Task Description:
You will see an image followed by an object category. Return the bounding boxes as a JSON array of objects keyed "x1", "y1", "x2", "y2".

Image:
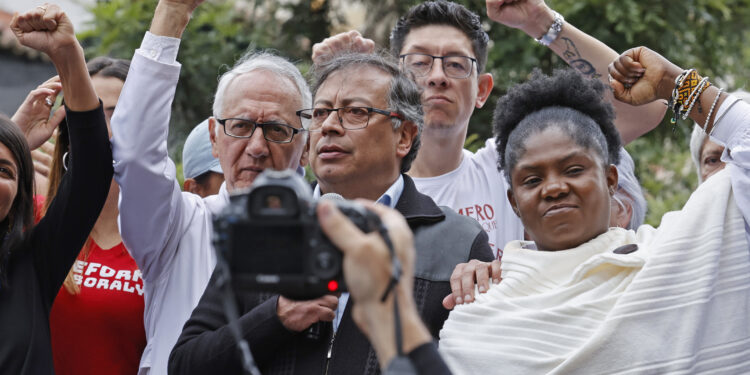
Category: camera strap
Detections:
[
  {"x1": 377, "y1": 224, "x2": 405, "y2": 357},
  {"x1": 215, "y1": 255, "x2": 262, "y2": 375}
]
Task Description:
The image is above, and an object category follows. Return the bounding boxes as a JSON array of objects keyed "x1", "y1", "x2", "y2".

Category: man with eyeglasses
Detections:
[
  {"x1": 108, "y1": 0, "x2": 315, "y2": 373},
  {"x1": 170, "y1": 53, "x2": 494, "y2": 374},
  {"x1": 313, "y1": 0, "x2": 667, "y2": 308}
]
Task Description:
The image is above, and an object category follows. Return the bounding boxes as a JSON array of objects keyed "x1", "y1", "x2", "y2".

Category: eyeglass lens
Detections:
[
  {"x1": 305, "y1": 107, "x2": 371, "y2": 130},
  {"x1": 223, "y1": 119, "x2": 294, "y2": 142},
  {"x1": 402, "y1": 54, "x2": 473, "y2": 78}
]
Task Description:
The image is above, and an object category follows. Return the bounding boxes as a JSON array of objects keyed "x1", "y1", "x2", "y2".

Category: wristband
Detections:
[{"x1": 536, "y1": 11, "x2": 564, "y2": 46}]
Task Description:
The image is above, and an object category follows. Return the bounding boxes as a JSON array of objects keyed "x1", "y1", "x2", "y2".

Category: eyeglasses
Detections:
[
  {"x1": 216, "y1": 118, "x2": 305, "y2": 143},
  {"x1": 399, "y1": 53, "x2": 477, "y2": 79},
  {"x1": 296, "y1": 106, "x2": 404, "y2": 131}
]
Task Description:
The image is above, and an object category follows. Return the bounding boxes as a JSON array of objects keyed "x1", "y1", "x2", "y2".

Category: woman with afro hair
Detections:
[{"x1": 438, "y1": 47, "x2": 750, "y2": 374}]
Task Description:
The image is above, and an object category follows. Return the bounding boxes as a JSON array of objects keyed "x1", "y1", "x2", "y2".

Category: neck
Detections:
[
  {"x1": 90, "y1": 191, "x2": 122, "y2": 250},
  {"x1": 407, "y1": 126, "x2": 466, "y2": 177},
  {"x1": 319, "y1": 173, "x2": 399, "y2": 202}
]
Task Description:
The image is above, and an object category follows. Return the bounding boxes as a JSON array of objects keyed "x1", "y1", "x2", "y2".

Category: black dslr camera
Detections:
[{"x1": 213, "y1": 169, "x2": 381, "y2": 300}]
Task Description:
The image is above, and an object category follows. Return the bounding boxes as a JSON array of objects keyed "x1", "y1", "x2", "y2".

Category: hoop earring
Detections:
[{"x1": 63, "y1": 152, "x2": 70, "y2": 171}]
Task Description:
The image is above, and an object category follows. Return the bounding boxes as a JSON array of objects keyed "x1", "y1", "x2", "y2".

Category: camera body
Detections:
[{"x1": 213, "y1": 169, "x2": 381, "y2": 300}]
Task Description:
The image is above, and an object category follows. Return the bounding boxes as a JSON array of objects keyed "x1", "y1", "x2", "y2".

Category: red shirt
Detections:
[{"x1": 49, "y1": 241, "x2": 146, "y2": 375}]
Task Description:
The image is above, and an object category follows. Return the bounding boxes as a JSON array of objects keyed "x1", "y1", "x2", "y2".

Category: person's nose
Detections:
[
  {"x1": 244, "y1": 125, "x2": 270, "y2": 158},
  {"x1": 320, "y1": 110, "x2": 345, "y2": 136},
  {"x1": 541, "y1": 175, "x2": 570, "y2": 201},
  {"x1": 426, "y1": 57, "x2": 448, "y2": 87}
]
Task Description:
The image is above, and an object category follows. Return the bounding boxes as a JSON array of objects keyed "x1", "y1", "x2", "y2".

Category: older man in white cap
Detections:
[{"x1": 182, "y1": 119, "x2": 224, "y2": 197}]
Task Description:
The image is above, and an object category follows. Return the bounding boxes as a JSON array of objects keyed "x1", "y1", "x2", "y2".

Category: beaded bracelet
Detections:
[
  {"x1": 680, "y1": 77, "x2": 710, "y2": 120},
  {"x1": 706, "y1": 88, "x2": 724, "y2": 136},
  {"x1": 669, "y1": 69, "x2": 696, "y2": 124}
]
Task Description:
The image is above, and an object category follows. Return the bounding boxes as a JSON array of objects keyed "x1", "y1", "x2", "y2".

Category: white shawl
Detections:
[{"x1": 439, "y1": 168, "x2": 750, "y2": 374}]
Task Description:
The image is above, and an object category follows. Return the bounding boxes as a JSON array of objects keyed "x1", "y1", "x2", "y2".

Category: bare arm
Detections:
[{"x1": 486, "y1": 0, "x2": 667, "y2": 143}]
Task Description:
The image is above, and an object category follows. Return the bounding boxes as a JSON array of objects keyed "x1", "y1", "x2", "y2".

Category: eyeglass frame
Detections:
[
  {"x1": 215, "y1": 118, "x2": 306, "y2": 144},
  {"x1": 296, "y1": 106, "x2": 405, "y2": 132},
  {"x1": 398, "y1": 53, "x2": 478, "y2": 79}
]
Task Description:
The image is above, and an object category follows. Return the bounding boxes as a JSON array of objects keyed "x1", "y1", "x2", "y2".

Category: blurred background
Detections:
[{"x1": 1, "y1": 0, "x2": 749, "y2": 226}]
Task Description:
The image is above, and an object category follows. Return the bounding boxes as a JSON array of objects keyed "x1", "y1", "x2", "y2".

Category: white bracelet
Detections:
[{"x1": 536, "y1": 11, "x2": 564, "y2": 46}]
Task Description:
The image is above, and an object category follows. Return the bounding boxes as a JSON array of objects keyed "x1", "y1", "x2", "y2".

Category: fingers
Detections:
[
  {"x1": 49, "y1": 107, "x2": 66, "y2": 128},
  {"x1": 317, "y1": 200, "x2": 370, "y2": 257},
  {"x1": 31, "y1": 148, "x2": 53, "y2": 169},
  {"x1": 460, "y1": 262, "x2": 478, "y2": 303},
  {"x1": 39, "y1": 138, "x2": 55, "y2": 155},
  {"x1": 13, "y1": 4, "x2": 59, "y2": 33},
  {"x1": 33, "y1": 159, "x2": 51, "y2": 177},
  {"x1": 358, "y1": 201, "x2": 413, "y2": 251},
  {"x1": 449, "y1": 263, "x2": 468, "y2": 306},
  {"x1": 312, "y1": 30, "x2": 375, "y2": 64},
  {"x1": 316, "y1": 294, "x2": 340, "y2": 310},
  {"x1": 475, "y1": 261, "x2": 490, "y2": 293},
  {"x1": 490, "y1": 259, "x2": 502, "y2": 284},
  {"x1": 442, "y1": 294, "x2": 456, "y2": 310}
]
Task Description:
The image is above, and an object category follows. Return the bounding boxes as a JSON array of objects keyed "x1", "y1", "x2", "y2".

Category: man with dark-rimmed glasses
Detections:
[
  {"x1": 170, "y1": 52, "x2": 494, "y2": 374},
  {"x1": 109, "y1": 0, "x2": 314, "y2": 372}
]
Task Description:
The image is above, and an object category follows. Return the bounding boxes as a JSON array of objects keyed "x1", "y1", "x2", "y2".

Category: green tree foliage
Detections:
[
  {"x1": 363, "y1": 0, "x2": 750, "y2": 225},
  {"x1": 79, "y1": 0, "x2": 336, "y2": 154},
  {"x1": 82, "y1": 0, "x2": 749, "y2": 225}
]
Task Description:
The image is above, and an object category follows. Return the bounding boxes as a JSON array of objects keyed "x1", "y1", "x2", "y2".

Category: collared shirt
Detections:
[
  {"x1": 313, "y1": 175, "x2": 404, "y2": 331},
  {"x1": 112, "y1": 32, "x2": 227, "y2": 375}
]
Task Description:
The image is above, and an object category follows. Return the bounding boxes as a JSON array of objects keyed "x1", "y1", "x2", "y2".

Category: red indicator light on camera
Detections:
[{"x1": 327, "y1": 280, "x2": 339, "y2": 292}]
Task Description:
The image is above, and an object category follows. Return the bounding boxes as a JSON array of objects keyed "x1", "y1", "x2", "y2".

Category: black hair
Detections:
[
  {"x1": 493, "y1": 69, "x2": 621, "y2": 183},
  {"x1": 390, "y1": 0, "x2": 490, "y2": 73},
  {"x1": 0, "y1": 115, "x2": 36, "y2": 287},
  {"x1": 86, "y1": 56, "x2": 130, "y2": 81},
  {"x1": 311, "y1": 52, "x2": 424, "y2": 173},
  {"x1": 46, "y1": 56, "x2": 130, "y2": 213}
]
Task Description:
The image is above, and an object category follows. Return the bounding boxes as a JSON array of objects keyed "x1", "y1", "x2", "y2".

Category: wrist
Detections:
[
  {"x1": 50, "y1": 43, "x2": 85, "y2": 69},
  {"x1": 150, "y1": 1, "x2": 194, "y2": 38},
  {"x1": 658, "y1": 64, "x2": 687, "y2": 101},
  {"x1": 522, "y1": 6, "x2": 556, "y2": 40}
]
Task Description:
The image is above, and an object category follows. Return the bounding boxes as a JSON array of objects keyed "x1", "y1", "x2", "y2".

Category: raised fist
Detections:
[
  {"x1": 312, "y1": 31, "x2": 376, "y2": 65},
  {"x1": 10, "y1": 4, "x2": 77, "y2": 59},
  {"x1": 486, "y1": 0, "x2": 549, "y2": 36},
  {"x1": 608, "y1": 46, "x2": 683, "y2": 106}
]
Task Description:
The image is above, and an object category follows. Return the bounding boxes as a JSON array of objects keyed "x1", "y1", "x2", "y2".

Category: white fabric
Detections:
[
  {"x1": 112, "y1": 32, "x2": 224, "y2": 375},
  {"x1": 411, "y1": 139, "x2": 524, "y2": 258},
  {"x1": 314, "y1": 175, "x2": 404, "y2": 332},
  {"x1": 439, "y1": 97, "x2": 750, "y2": 374}
]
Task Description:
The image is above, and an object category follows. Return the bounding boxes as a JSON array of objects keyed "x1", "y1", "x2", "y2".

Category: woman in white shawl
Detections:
[{"x1": 438, "y1": 47, "x2": 750, "y2": 374}]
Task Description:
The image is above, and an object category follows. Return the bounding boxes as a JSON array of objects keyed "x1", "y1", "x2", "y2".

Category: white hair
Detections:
[
  {"x1": 614, "y1": 147, "x2": 647, "y2": 230},
  {"x1": 689, "y1": 89, "x2": 750, "y2": 183},
  {"x1": 212, "y1": 51, "x2": 312, "y2": 130}
]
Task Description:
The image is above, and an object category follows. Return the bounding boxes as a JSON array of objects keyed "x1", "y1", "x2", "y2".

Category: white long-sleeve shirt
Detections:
[
  {"x1": 111, "y1": 32, "x2": 225, "y2": 375},
  {"x1": 439, "y1": 97, "x2": 750, "y2": 374}
]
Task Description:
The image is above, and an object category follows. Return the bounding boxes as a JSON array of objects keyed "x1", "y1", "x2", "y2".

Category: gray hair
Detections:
[
  {"x1": 613, "y1": 147, "x2": 647, "y2": 230},
  {"x1": 689, "y1": 89, "x2": 750, "y2": 183},
  {"x1": 212, "y1": 50, "x2": 312, "y2": 128},
  {"x1": 311, "y1": 52, "x2": 424, "y2": 173}
]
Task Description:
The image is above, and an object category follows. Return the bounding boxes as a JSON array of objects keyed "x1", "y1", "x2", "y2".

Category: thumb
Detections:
[
  {"x1": 442, "y1": 294, "x2": 456, "y2": 310},
  {"x1": 317, "y1": 200, "x2": 367, "y2": 257},
  {"x1": 608, "y1": 74, "x2": 627, "y2": 101}
]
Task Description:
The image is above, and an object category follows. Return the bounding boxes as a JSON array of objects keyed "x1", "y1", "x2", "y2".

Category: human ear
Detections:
[
  {"x1": 475, "y1": 73, "x2": 494, "y2": 109},
  {"x1": 299, "y1": 137, "x2": 310, "y2": 167},
  {"x1": 396, "y1": 121, "x2": 418, "y2": 159},
  {"x1": 208, "y1": 117, "x2": 220, "y2": 158},
  {"x1": 183, "y1": 178, "x2": 199, "y2": 194},
  {"x1": 507, "y1": 188, "x2": 520, "y2": 218},
  {"x1": 606, "y1": 164, "x2": 618, "y2": 196}
]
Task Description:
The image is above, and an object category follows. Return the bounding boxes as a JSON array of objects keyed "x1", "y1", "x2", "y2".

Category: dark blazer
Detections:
[{"x1": 169, "y1": 175, "x2": 494, "y2": 375}]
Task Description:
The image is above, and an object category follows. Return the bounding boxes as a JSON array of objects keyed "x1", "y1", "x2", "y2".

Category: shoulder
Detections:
[{"x1": 412, "y1": 206, "x2": 487, "y2": 282}]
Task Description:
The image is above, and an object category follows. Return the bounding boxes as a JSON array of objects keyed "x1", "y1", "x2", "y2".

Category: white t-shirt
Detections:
[{"x1": 412, "y1": 138, "x2": 524, "y2": 258}]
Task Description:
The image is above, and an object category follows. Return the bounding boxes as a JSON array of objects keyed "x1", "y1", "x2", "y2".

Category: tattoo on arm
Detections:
[{"x1": 560, "y1": 37, "x2": 601, "y2": 79}]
